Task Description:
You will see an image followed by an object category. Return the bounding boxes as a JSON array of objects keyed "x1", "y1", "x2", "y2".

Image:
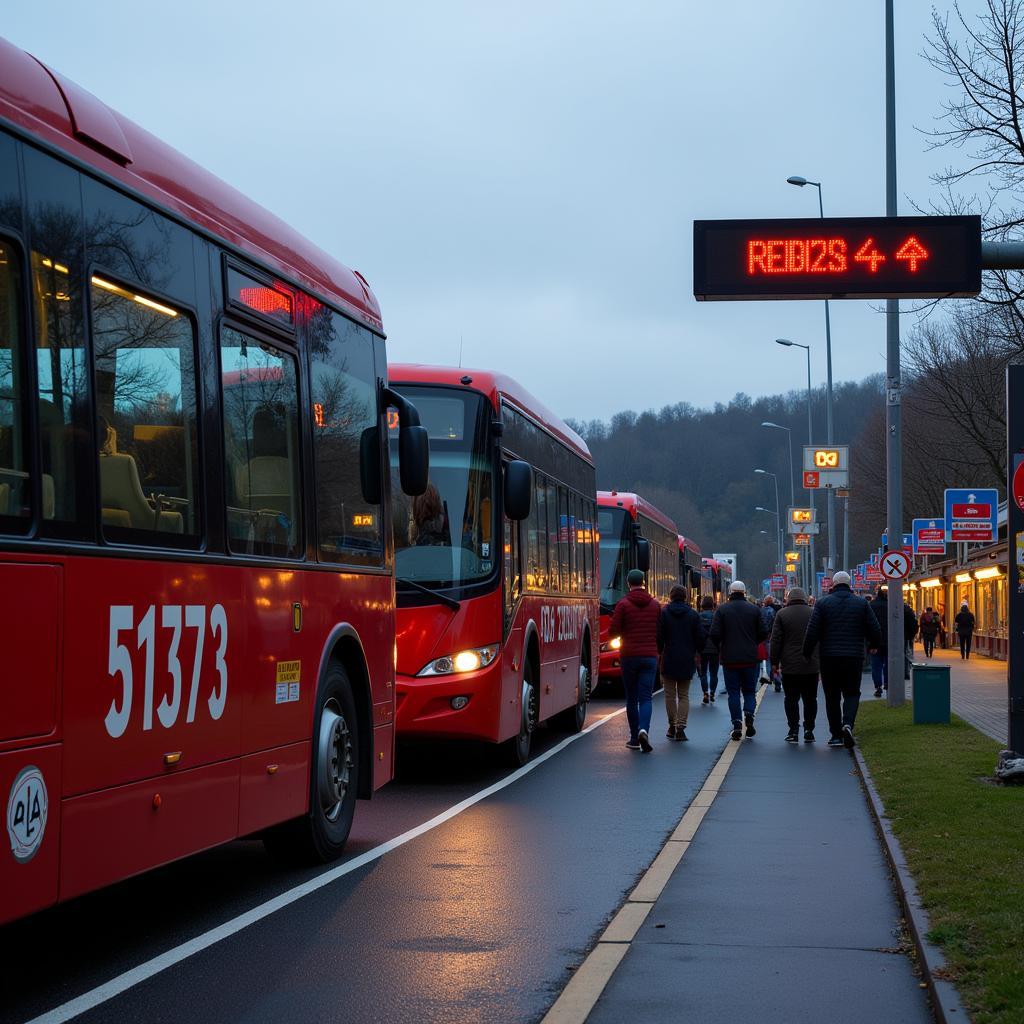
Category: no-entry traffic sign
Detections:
[{"x1": 880, "y1": 550, "x2": 911, "y2": 581}]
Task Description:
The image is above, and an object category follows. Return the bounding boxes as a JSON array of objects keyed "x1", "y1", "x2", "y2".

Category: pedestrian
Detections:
[
  {"x1": 770, "y1": 587, "x2": 819, "y2": 743},
  {"x1": 710, "y1": 580, "x2": 768, "y2": 741},
  {"x1": 697, "y1": 594, "x2": 719, "y2": 704},
  {"x1": 866, "y1": 585, "x2": 917, "y2": 698},
  {"x1": 802, "y1": 571, "x2": 882, "y2": 748},
  {"x1": 609, "y1": 568, "x2": 662, "y2": 752},
  {"x1": 657, "y1": 585, "x2": 703, "y2": 741},
  {"x1": 955, "y1": 601, "x2": 976, "y2": 660},
  {"x1": 919, "y1": 606, "x2": 941, "y2": 658},
  {"x1": 759, "y1": 597, "x2": 777, "y2": 685}
]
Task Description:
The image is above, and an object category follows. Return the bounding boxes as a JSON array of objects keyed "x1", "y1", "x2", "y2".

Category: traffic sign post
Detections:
[
  {"x1": 1006, "y1": 367, "x2": 1024, "y2": 752},
  {"x1": 944, "y1": 488, "x2": 998, "y2": 543},
  {"x1": 912, "y1": 518, "x2": 946, "y2": 557},
  {"x1": 880, "y1": 550, "x2": 911, "y2": 581},
  {"x1": 802, "y1": 446, "x2": 850, "y2": 489}
]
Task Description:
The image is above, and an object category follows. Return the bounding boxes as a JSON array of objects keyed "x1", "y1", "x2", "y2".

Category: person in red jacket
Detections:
[{"x1": 609, "y1": 568, "x2": 662, "y2": 752}]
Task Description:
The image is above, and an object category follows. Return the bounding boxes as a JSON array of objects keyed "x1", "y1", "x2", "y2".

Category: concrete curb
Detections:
[{"x1": 852, "y1": 746, "x2": 972, "y2": 1024}]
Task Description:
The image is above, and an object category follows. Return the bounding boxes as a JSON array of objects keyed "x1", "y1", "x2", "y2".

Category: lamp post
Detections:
[
  {"x1": 775, "y1": 338, "x2": 818, "y2": 591},
  {"x1": 762, "y1": 421, "x2": 799, "y2": 588},
  {"x1": 755, "y1": 470, "x2": 783, "y2": 586},
  {"x1": 786, "y1": 175, "x2": 837, "y2": 575}
]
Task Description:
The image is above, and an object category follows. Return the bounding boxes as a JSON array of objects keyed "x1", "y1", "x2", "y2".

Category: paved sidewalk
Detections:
[
  {"x1": 906, "y1": 646, "x2": 1006, "y2": 743},
  {"x1": 587, "y1": 688, "x2": 932, "y2": 1024}
]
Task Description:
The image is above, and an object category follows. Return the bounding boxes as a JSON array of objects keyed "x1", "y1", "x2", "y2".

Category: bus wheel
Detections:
[
  {"x1": 264, "y1": 662, "x2": 359, "y2": 863},
  {"x1": 505, "y1": 662, "x2": 537, "y2": 768},
  {"x1": 553, "y1": 656, "x2": 588, "y2": 733}
]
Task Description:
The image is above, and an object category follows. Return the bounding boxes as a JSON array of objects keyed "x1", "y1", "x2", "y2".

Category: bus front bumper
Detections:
[{"x1": 395, "y1": 660, "x2": 502, "y2": 742}]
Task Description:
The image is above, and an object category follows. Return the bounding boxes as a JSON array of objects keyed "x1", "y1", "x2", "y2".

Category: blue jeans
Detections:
[
  {"x1": 870, "y1": 653, "x2": 888, "y2": 691},
  {"x1": 698, "y1": 652, "x2": 720, "y2": 694},
  {"x1": 621, "y1": 656, "x2": 657, "y2": 741},
  {"x1": 722, "y1": 665, "x2": 759, "y2": 724}
]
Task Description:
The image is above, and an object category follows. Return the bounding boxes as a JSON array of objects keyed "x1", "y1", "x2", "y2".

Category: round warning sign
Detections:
[
  {"x1": 880, "y1": 550, "x2": 911, "y2": 581},
  {"x1": 7, "y1": 765, "x2": 48, "y2": 864}
]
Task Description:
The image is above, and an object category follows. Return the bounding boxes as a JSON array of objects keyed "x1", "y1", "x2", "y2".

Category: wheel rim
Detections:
[
  {"x1": 579, "y1": 661, "x2": 590, "y2": 704},
  {"x1": 318, "y1": 699, "x2": 353, "y2": 823},
  {"x1": 520, "y1": 676, "x2": 537, "y2": 739}
]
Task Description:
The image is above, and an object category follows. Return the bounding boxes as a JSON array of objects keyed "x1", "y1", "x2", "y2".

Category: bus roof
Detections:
[
  {"x1": 0, "y1": 36, "x2": 382, "y2": 331},
  {"x1": 679, "y1": 535, "x2": 702, "y2": 557},
  {"x1": 388, "y1": 363, "x2": 592, "y2": 464},
  {"x1": 597, "y1": 491, "x2": 678, "y2": 535}
]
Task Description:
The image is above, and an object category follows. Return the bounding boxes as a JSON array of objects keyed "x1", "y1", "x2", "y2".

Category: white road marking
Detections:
[{"x1": 24, "y1": 705, "x2": 627, "y2": 1024}]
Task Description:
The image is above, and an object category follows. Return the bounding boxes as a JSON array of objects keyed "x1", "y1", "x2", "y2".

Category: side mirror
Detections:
[
  {"x1": 399, "y1": 424, "x2": 429, "y2": 496},
  {"x1": 636, "y1": 537, "x2": 650, "y2": 573},
  {"x1": 504, "y1": 460, "x2": 532, "y2": 520},
  {"x1": 359, "y1": 426, "x2": 382, "y2": 504}
]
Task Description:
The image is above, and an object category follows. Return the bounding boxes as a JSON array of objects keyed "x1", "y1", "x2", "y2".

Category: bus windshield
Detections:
[
  {"x1": 389, "y1": 386, "x2": 496, "y2": 590},
  {"x1": 599, "y1": 506, "x2": 630, "y2": 612}
]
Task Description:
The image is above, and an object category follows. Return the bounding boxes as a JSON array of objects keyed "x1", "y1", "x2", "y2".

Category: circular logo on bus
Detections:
[{"x1": 7, "y1": 766, "x2": 48, "y2": 864}]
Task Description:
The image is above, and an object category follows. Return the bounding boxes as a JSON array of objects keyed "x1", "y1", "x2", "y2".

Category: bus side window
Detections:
[
  {"x1": 0, "y1": 239, "x2": 31, "y2": 531},
  {"x1": 221, "y1": 326, "x2": 302, "y2": 559},
  {"x1": 90, "y1": 275, "x2": 199, "y2": 545},
  {"x1": 309, "y1": 311, "x2": 383, "y2": 567}
]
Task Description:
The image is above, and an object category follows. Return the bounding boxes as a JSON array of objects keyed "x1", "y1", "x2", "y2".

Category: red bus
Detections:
[
  {"x1": 386, "y1": 365, "x2": 600, "y2": 765},
  {"x1": 678, "y1": 535, "x2": 710, "y2": 606},
  {"x1": 597, "y1": 491, "x2": 679, "y2": 684},
  {"x1": 0, "y1": 39, "x2": 427, "y2": 923},
  {"x1": 702, "y1": 558, "x2": 734, "y2": 603}
]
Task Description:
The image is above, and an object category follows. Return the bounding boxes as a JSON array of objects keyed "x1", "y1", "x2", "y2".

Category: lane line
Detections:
[
  {"x1": 542, "y1": 685, "x2": 768, "y2": 1024},
  {"x1": 25, "y1": 704, "x2": 628, "y2": 1024}
]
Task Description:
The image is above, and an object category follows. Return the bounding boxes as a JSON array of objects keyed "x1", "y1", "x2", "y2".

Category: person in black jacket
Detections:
[
  {"x1": 868, "y1": 586, "x2": 919, "y2": 697},
  {"x1": 657, "y1": 586, "x2": 703, "y2": 741},
  {"x1": 955, "y1": 602, "x2": 976, "y2": 659},
  {"x1": 802, "y1": 571, "x2": 882, "y2": 748},
  {"x1": 697, "y1": 595, "x2": 720, "y2": 703},
  {"x1": 711, "y1": 581, "x2": 768, "y2": 741}
]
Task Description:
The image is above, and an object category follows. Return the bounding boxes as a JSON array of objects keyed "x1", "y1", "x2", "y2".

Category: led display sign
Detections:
[{"x1": 693, "y1": 216, "x2": 981, "y2": 300}]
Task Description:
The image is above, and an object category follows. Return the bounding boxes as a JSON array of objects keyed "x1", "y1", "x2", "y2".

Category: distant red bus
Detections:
[
  {"x1": 597, "y1": 491, "x2": 679, "y2": 683},
  {"x1": 387, "y1": 366, "x2": 599, "y2": 765},
  {"x1": 678, "y1": 535, "x2": 711, "y2": 606},
  {"x1": 0, "y1": 39, "x2": 427, "y2": 923},
  {"x1": 702, "y1": 558, "x2": 734, "y2": 603}
]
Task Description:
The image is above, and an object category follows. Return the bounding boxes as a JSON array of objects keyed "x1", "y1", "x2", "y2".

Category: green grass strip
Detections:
[{"x1": 856, "y1": 702, "x2": 1024, "y2": 1024}]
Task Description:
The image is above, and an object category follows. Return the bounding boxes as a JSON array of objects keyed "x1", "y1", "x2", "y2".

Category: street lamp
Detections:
[
  {"x1": 761, "y1": 421, "x2": 798, "y2": 587},
  {"x1": 787, "y1": 173, "x2": 837, "y2": 574},
  {"x1": 775, "y1": 338, "x2": 818, "y2": 589},
  {"x1": 754, "y1": 472, "x2": 783, "y2": 570}
]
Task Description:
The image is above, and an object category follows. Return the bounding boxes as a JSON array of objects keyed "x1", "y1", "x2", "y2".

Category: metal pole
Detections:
[
  {"x1": 843, "y1": 493, "x2": 850, "y2": 572},
  {"x1": 773, "y1": 474, "x2": 782, "y2": 569},
  {"x1": 885, "y1": 0, "x2": 905, "y2": 707},
  {"x1": 805, "y1": 347, "x2": 817, "y2": 593},
  {"x1": 815, "y1": 182, "x2": 838, "y2": 574},
  {"x1": 1006, "y1": 366, "x2": 1024, "y2": 750}
]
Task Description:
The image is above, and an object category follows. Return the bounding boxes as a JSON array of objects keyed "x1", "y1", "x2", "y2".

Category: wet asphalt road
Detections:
[{"x1": 1, "y1": 695, "x2": 731, "y2": 1024}]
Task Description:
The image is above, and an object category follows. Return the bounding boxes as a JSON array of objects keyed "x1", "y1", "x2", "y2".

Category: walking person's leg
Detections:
[
  {"x1": 676, "y1": 675, "x2": 692, "y2": 739},
  {"x1": 741, "y1": 665, "x2": 758, "y2": 736},
  {"x1": 710, "y1": 653, "x2": 721, "y2": 699},
  {"x1": 959, "y1": 633, "x2": 967, "y2": 659},
  {"x1": 871, "y1": 653, "x2": 884, "y2": 696},
  {"x1": 723, "y1": 667, "x2": 743, "y2": 738},
  {"x1": 801, "y1": 674, "x2": 819, "y2": 738},
  {"x1": 781, "y1": 672, "x2": 802, "y2": 736},
  {"x1": 697, "y1": 655, "x2": 709, "y2": 698},
  {"x1": 621, "y1": 658, "x2": 640, "y2": 747},
  {"x1": 663, "y1": 676, "x2": 679, "y2": 737},
  {"x1": 966, "y1": 633, "x2": 973, "y2": 659},
  {"x1": 820, "y1": 659, "x2": 843, "y2": 743},
  {"x1": 636, "y1": 657, "x2": 657, "y2": 751},
  {"x1": 839, "y1": 657, "x2": 863, "y2": 747}
]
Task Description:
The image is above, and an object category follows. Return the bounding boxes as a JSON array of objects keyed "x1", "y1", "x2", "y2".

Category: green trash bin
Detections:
[{"x1": 912, "y1": 663, "x2": 950, "y2": 724}]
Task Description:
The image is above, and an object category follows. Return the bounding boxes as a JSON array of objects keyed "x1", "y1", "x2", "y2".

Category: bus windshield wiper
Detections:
[{"x1": 396, "y1": 577, "x2": 461, "y2": 612}]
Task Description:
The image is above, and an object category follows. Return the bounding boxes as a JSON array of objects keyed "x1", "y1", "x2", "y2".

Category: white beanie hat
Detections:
[
  {"x1": 729, "y1": 580, "x2": 746, "y2": 593},
  {"x1": 832, "y1": 571, "x2": 852, "y2": 586}
]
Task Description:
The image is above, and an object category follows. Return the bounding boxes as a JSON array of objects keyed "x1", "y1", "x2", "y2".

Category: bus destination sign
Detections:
[{"x1": 693, "y1": 215, "x2": 981, "y2": 301}]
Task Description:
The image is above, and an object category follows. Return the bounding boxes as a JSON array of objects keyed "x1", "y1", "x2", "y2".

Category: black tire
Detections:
[
  {"x1": 553, "y1": 646, "x2": 589, "y2": 733},
  {"x1": 503, "y1": 659, "x2": 537, "y2": 768},
  {"x1": 264, "y1": 662, "x2": 360, "y2": 864}
]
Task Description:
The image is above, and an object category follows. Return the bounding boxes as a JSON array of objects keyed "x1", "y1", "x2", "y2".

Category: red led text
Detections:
[{"x1": 746, "y1": 235, "x2": 931, "y2": 277}]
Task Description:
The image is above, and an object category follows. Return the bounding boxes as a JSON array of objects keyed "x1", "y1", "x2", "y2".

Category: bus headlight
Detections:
[
  {"x1": 600, "y1": 636, "x2": 622, "y2": 653},
  {"x1": 418, "y1": 644, "x2": 499, "y2": 677}
]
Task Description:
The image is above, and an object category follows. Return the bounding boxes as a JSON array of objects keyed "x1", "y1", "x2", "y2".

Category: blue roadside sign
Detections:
[
  {"x1": 912, "y1": 517, "x2": 946, "y2": 555},
  {"x1": 943, "y1": 488, "x2": 998, "y2": 543}
]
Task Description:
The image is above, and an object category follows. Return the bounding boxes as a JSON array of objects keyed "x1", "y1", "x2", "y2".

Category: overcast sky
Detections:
[{"x1": 3, "y1": 1, "x2": 989, "y2": 423}]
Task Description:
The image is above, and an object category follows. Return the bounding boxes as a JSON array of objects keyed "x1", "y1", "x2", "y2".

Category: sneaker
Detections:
[
  {"x1": 702, "y1": 693, "x2": 709, "y2": 705},
  {"x1": 842, "y1": 724, "x2": 856, "y2": 749},
  {"x1": 804, "y1": 730, "x2": 815, "y2": 743},
  {"x1": 744, "y1": 713, "x2": 756, "y2": 737},
  {"x1": 676, "y1": 727, "x2": 688, "y2": 741},
  {"x1": 666, "y1": 727, "x2": 676, "y2": 739},
  {"x1": 785, "y1": 729, "x2": 799, "y2": 743},
  {"x1": 827, "y1": 736, "x2": 844, "y2": 747},
  {"x1": 731, "y1": 722, "x2": 743, "y2": 741},
  {"x1": 874, "y1": 689, "x2": 882, "y2": 698},
  {"x1": 638, "y1": 729, "x2": 652, "y2": 753},
  {"x1": 626, "y1": 740, "x2": 641, "y2": 750},
  {"x1": 773, "y1": 683, "x2": 782, "y2": 693},
  {"x1": 710, "y1": 694, "x2": 716, "y2": 703}
]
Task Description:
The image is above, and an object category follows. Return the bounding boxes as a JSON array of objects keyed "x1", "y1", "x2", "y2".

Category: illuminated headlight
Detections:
[
  {"x1": 600, "y1": 636, "x2": 623, "y2": 653},
  {"x1": 418, "y1": 644, "x2": 499, "y2": 677}
]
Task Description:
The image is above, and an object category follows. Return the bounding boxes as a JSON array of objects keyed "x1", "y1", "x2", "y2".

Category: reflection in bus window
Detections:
[
  {"x1": 599, "y1": 506, "x2": 630, "y2": 610},
  {"x1": 0, "y1": 241, "x2": 30, "y2": 528},
  {"x1": 32, "y1": 251, "x2": 86, "y2": 524},
  {"x1": 388, "y1": 387, "x2": 495, "y2": 589},
  {"x1": 90, "y1": 276, "x2": 198, "y2": 543},
  {"x1": 309, "y1": 310, "x2": 382, "y2": 566},
  {"x1": 221, "y1": 327, "x2": 301, "y2": 558}
]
